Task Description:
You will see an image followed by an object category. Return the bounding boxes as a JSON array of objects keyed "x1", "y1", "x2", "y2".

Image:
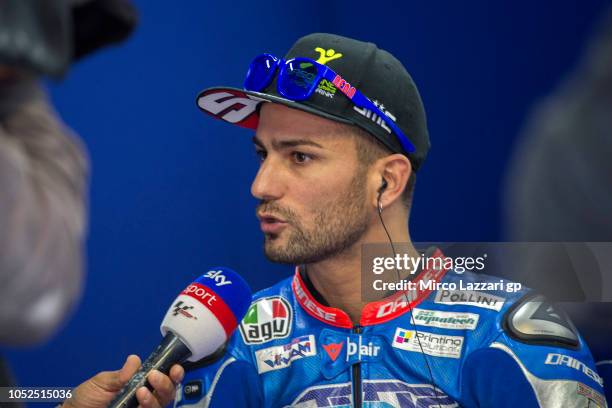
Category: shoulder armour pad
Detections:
[{"x1": 504, "y1": 293, "x2": 579, "y2": 349}]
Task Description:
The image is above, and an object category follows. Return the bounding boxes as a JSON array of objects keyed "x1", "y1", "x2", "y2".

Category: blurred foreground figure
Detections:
[
  {"x1": 505, "y1": 5, "x2": 612, "y2": 404},
  {"x1": 0, "y1": 0, "x2": 137, "y2": 394},
  {"x1": 0, "y1": 0, "x2": 137, "y2": 345},
  {"x1": 0, "y1": 71, "x2": 88, "y2": 345}
]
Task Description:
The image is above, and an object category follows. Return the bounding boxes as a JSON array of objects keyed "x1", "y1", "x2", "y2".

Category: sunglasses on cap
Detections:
[{"x1": 243, "y1": 53, "x2": 415, "y2": 154}]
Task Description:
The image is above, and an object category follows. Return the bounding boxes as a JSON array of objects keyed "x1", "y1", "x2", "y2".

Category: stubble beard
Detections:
[{"x1": 259, "y1": 171, "x2": 370, "y2": 264}]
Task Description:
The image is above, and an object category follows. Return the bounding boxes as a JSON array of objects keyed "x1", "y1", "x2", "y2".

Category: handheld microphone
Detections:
[{"x1": 108, "y1": 267, "x2": 252, "y2": 408}]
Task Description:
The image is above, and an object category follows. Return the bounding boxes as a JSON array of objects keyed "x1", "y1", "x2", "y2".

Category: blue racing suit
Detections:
[{"x1": 174, "y1": 249, "x2": 607, "y2": 407}]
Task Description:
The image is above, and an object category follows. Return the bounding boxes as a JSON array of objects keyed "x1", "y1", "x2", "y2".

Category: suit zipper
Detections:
[{"x1": 352, "y1": 325, "x2": 362, "y2": 408}]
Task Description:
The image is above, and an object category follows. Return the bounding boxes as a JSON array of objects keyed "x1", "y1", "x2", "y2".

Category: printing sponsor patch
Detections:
[{"x1": 393, "y1": 328, "x2": 464, "y2": 359}]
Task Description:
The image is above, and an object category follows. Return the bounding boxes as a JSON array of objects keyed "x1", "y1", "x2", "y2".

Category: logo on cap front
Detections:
[{"x1": 314, "y1": 47, "x2": 343, "y2": 65}]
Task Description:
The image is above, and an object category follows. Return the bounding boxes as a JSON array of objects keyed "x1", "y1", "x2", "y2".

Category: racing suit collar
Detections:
[{"x1": 291, "y1": 248, "x2": 449, "y2": 328}]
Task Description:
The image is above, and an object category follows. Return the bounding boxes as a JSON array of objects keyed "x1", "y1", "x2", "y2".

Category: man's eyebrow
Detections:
[
  {"x1": 275, "y1": 139, "x2": 324, "y2": 149},
  {"x1": 251, "y1": 135, "x2": 324, "y2": 150}
]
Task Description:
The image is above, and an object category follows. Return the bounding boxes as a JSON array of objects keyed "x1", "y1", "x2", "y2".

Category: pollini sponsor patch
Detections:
[{"x1": 435, "y1": 289, "x2": 505, "y2": 311}]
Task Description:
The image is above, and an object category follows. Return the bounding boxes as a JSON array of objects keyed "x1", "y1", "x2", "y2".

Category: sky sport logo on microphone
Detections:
[
  {"x1": 204, "y1": 270, "x2": 233, "y2": 286},
  {"x1": 182, "y1": 283, "x2": 218, "y2": 306},
  {"x1": 111, "y1": 267, "x2": 251, "y2": 408}
]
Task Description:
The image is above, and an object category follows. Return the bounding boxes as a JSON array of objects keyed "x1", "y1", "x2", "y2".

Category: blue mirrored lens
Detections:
[
  {"x1": 244, "y1": 55, "x2": 278, "y2": 92},
  {"x1": 278, "y1": 60, "x2": 319, "y2": 100}
]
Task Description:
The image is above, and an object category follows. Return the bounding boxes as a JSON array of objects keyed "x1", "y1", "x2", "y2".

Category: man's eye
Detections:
[
  {"x1": 255, "y1": 149, "x2": 267, "y2": 162},
  {"x1": 292, "y1": 151, "x2": 312, "y2": 164}
]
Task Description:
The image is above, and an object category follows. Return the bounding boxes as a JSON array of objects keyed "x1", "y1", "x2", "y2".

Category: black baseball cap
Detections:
[{"x1": 196, "y1": 33, "x2": 430, "y2": 171}]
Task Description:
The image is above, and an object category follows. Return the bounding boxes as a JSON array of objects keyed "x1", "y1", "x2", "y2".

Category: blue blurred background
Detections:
[{"x1": 2, "y1": 0, "x2": 609, "y2": 400}]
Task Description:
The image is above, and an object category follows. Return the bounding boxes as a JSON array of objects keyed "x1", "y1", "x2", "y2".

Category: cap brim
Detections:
[{"x1": 196, "y1": 86, "x2": 353, "y2": 131}]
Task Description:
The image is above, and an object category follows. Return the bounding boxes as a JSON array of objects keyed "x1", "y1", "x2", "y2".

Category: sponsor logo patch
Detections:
[
  {"x1": 293, "y1": 276, "x2": 348, "y2": 326},
  {"x1": 323, "y1": 336, "x2": 381, "y2": 363},
  {"x1": 347, "y1": 336, "x2": 381, "y2": 359},
  {"x1": 255, "y1": 335, "x2": 316, "y2": 374},
  {"x1": 322, "y1": 342, "x2": 343, "y2": 362},
  {"x1": 197, "y1": 90, "x2": 260, "y2": 125},
  {"x1": 576, "y1": 382, "x2": 606, "y2": 407},
  {"x1": 183, "y1": 380, "x2": 202, "y2": 400},
  {"x1": 315, "y1": 78, "x2": 337, "y2": 99},
  {"x1": 435, "y1": 289, "x2": 505, "y2": 311},
  {"x1": 320, "y1": 330, "x2": 385, "y2": 379},
  {"x1": 545, "y1": 353, "x2": 604, "y2": 387},
  {"x1": 239, "y1": 296, "x2": 292, "y2": 344},
  {"x1": 332, "y1": 75, "x2": 356, "y2": 99},
  {"x1": 353, "y1": 100, "x2": 397, "y2": 135},
  {"x1": 393, "y1": 328, "x2": 464, "y2": 359},
  {"x1": 291, "y1": 380, "x2": 456, "y2": 407},
  {"x1": 412, "y1": 308, "x2": 479, "y2": 330}
]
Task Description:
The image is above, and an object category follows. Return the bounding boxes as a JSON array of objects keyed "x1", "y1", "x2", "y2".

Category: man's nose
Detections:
[{"x1": 251, "y1": 156, "x2": 284, "y2": 201}]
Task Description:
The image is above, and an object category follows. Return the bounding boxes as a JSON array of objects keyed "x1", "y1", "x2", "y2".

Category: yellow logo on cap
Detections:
[{"x1": 315, "y1": 47, "x2": 343, "y2": 65}]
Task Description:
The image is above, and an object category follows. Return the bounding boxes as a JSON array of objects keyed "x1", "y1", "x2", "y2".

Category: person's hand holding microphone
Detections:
[
  {"x1": 62, "y1": 268, "x2": 251, "y2": 408},
  {"x1": 61, "y1": 355, "x2": 183, "y2": 408}
]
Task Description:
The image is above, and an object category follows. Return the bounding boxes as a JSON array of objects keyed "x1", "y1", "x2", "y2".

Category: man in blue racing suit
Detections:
[{"x1": 174, "y1": 33, "x2": 607, "y2": 407}]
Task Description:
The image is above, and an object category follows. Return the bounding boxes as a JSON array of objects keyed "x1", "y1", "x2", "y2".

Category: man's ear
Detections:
[{"x1": 371, "y1": 154, "x2": 411, "y2": 210}]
